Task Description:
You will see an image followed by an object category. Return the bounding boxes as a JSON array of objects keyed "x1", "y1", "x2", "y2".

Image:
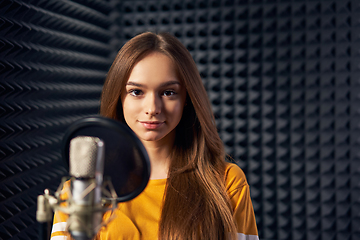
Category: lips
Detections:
[{"x1": 140, "y1": 121, "x2": 164, "y2": 129}]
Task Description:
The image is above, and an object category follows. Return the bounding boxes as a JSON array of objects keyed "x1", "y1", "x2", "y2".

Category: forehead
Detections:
[{"x1": 127, "y1": 52, "x2": 179, "y2": 83}]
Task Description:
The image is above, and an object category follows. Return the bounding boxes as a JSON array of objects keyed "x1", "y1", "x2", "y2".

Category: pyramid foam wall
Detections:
[{"x1": 118, "y1": 0, "x2": 359, "y2": 239}]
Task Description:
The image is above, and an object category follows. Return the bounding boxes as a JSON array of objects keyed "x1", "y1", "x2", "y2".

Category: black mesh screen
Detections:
[
  {"x1": 1, "y1": 0, "x2": 360, "y2": 240},
  {"x1": 0, "y1": 0, "x2": 117, "y2": 239}
]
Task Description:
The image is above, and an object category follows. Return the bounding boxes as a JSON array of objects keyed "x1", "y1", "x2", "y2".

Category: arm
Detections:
[
  {"x1": 50, "y1": 181, "x2": 71, "y2": 240},
  {"x1": 225, "y1": 163, "x2": 259, "y2": 240},
  {"x1": 50, "y1": 210, "x2": 70, "y2": 240}
]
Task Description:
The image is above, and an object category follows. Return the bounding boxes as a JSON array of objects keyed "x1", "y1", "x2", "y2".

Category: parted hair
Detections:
[{"x1": 100, "y1": 32, "x2": 237, "y2": 240}]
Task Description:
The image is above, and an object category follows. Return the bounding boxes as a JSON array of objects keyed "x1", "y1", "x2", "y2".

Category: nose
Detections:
[{"x1": 145, "y1": 93, "x2": 161, "y2": 116}]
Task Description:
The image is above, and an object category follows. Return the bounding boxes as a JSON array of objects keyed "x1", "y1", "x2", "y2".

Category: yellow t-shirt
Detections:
[{"x1": 50, "y1": 163, "x2": 258, "y2": 240}]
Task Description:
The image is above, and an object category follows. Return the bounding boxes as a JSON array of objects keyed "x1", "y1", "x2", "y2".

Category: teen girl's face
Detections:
[{"x1": 121, "y1": 52, "x2": 187, "y2": 144}]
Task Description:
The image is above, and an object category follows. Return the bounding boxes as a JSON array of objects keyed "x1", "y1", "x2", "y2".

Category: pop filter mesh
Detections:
[{"x1": 63, "y1": 117, "x2": 150, "y2": 202}]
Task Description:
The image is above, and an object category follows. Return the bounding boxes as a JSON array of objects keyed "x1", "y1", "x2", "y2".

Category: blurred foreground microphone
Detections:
[
  {"x1": 37, "y1": 136, "x2": 117, "y2": 240},
  {"x1": 37, "y1": 116, "x2": 150, "y2": 240},
  {"x1": 68, "y1": 136, "x2": 104, "y2": 240}
]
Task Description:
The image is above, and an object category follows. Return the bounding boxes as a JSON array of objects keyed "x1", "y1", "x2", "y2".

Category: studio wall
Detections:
[{"x1": 0, "y1": 0, "x2": 118, "y2": 239}]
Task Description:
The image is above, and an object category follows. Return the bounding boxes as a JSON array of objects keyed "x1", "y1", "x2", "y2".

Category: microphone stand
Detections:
[
  {"x1": 38, "y1": 221, "x2": 51, "y2": 240},
  {"x1": 36, "y1": 179, "x2": 118, "y2": 240},
  {"x1": 37, "y1": 190, "x2": 53, "y2": 240}
]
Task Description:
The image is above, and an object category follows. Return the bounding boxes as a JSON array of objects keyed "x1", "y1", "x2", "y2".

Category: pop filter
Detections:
[{"x1": 62, "y1": 116, "x2": 150, "y2": 203}]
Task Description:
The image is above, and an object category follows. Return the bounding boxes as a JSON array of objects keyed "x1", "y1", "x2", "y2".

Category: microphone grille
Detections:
[{"x1": 69, "y1": 136, "x2": 102, "y2": 178}]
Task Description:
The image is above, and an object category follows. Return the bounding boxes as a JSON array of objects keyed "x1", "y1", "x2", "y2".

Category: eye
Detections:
[
  {"x1": 163, "y1": 90, "x2": 177, "y2": 97},
  {"x1": 129, "y1": 89, "x2": 143, "y2": 96}
]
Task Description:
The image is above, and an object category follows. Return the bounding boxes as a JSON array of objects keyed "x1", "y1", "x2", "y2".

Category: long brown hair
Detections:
[{"x1": 100, "y1": 32, "x2": 237, "y2": 240}]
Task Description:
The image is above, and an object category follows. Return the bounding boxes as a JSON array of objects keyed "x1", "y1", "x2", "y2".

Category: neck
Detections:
[{"x1": 141, "y1": 136, "x2": 174, "y2": 180}]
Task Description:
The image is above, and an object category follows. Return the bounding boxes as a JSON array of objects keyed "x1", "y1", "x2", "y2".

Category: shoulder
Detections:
[
  {"x1": 224, "y1": 162, "x2": 248, "y2": 193},
  {"x1": 224, "y1": 163, "x2": 259, "y2": 237}
]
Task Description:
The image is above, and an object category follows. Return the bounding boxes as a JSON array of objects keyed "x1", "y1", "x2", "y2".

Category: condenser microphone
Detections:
[
  {"x1": 67, "y1": 136, "x2": 105, "y2": 240},
  {"x1": 37, "y1": 116, "x2": 150, "y2": 240}
]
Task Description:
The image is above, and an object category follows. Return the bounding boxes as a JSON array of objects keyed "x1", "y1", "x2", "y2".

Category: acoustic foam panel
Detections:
[
  {"x1": 0, "y1": 0, "x2": 118, "y2": 239},
  {"x1": 119, "y1": 0, "x2": 359, "y2": 239}
]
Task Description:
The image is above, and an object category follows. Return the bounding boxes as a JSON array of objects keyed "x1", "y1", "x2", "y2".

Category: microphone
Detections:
[
  {"x1": 67, "y1": 136, "x2": 104, "y2": 240},
  {"x1": 37, "y1": 136, "x2": 118, "y2": 240},
  {"x1": 37, "y1": 116, "x2": 150, "y2": 240}
]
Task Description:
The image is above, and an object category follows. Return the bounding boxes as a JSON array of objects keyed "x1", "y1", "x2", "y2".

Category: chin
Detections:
[
  {"x1": 139, "y1": 133, "x2": 164, "y2": 142},
  {"x1": 137, "y1": 129, "x2": 176, "y2": 143}
]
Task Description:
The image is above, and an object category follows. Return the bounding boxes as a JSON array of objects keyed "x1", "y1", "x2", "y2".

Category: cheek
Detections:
[
  {"x1": 167, "y1": 102, "x2": 185, "y2": 120},
  {"x1": 121, "y1": 98, "x2": 136, "y2": 121}
]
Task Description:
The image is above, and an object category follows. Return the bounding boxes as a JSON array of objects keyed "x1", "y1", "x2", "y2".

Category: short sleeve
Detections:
[
  {"x1": 225, "y1": 163, "x2": 259, "y2": 240},
  {"x1": 50, "y1": 182, "x2": 71, "y2": 240}
]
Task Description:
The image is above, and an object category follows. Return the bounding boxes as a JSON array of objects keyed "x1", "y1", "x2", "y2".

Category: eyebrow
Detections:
[{"x1": 126, "y1": 80, "x2": 181, "y2": 88}]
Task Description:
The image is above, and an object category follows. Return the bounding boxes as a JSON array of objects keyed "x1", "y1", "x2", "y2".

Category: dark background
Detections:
[{"x1": 0, "y1": 0, "x2": 359, "y2": 239}]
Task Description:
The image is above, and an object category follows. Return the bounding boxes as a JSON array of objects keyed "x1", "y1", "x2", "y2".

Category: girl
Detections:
[{"x1": 51, "y1": 32, "x2": 258, "y2": 240}]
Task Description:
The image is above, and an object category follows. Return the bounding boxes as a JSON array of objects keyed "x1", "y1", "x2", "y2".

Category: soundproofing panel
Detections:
[
  {"x1": 0, "y1": 0, "x2": 117, "y2": 239},
  {"x1": 119, "y1": 0, "x2": 359, "y2": 239}
]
